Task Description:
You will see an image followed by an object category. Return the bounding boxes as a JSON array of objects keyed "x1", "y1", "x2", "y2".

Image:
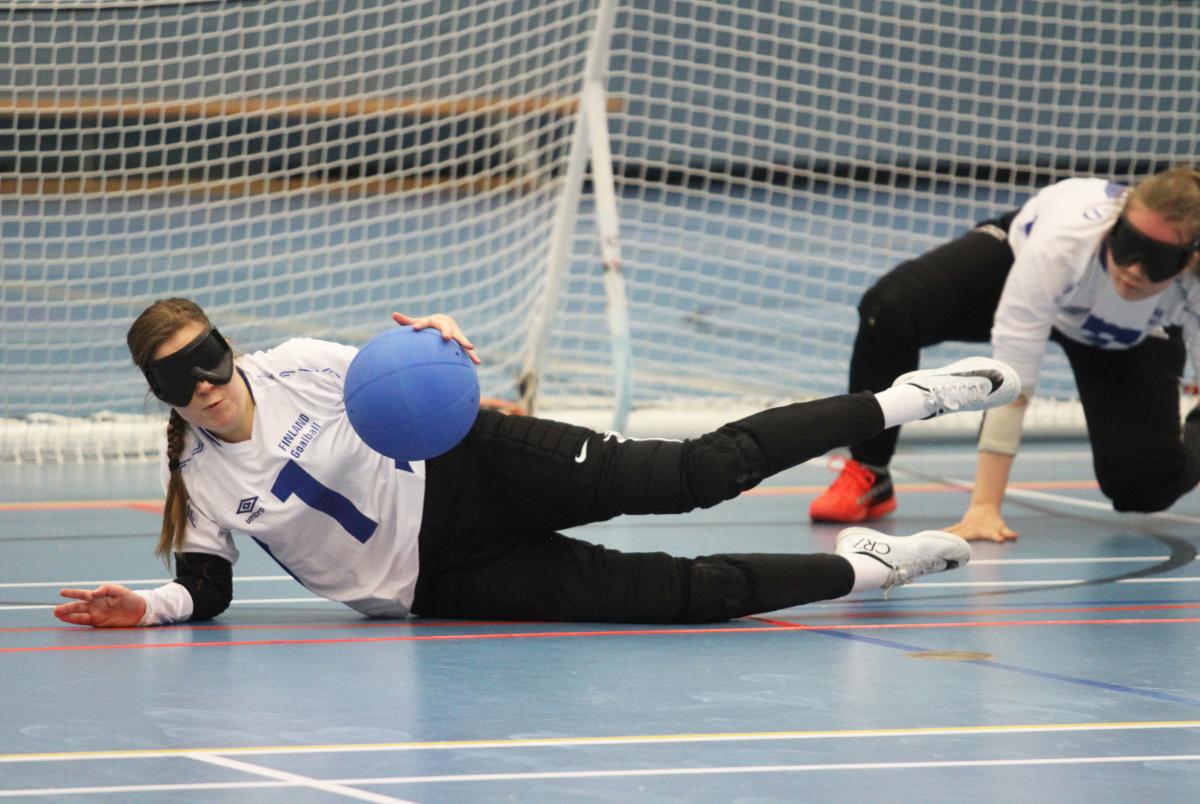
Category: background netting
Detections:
[{"x1": 2, "y1": 0, "x2": 1197, "y2": 460}]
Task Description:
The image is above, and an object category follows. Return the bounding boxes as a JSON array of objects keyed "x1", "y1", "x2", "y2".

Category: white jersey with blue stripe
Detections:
[
  {"x1": 164, "y1": 337, "x2": 425, "y2": 618},
  {"x1": 994, "y1": 177, "x2": 1200, "y2": 393}
]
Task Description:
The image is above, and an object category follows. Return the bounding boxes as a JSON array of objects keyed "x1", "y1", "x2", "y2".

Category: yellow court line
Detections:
[{"x1": 3, "y1": 720, "x2": 1199, "y2": 763}]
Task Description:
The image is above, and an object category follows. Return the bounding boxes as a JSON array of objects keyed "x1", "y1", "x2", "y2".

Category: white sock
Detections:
[
  {"x1": 874, "y1": 384, "x2": 929, "y2": 429},
  {"x1": 842, "y1": 552, "x2": 893, "y2": 593}
]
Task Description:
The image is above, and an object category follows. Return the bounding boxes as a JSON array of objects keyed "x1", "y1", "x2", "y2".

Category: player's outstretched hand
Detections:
[
  {"x1": 392, "y1": 312, "x2": 481, "y2": 365},
  {"x1": 946, "y1": 503, "x2": 1019, "y2": 543},
  {"x1": 54, "y1": 583, "x2": 146, "y2": 628}
]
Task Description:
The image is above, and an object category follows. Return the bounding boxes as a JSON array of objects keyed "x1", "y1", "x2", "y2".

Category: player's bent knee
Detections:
[
  {"x1": 857, "y1": 272, "x2": 922, "y2": 341},
  {"x1": 1098, "y1": 459, "x2": 1186, "y2": 513},
  {"x1": 683, "y1": 428, "x2": 768, "y2": 509},
  {"x1": 1108, "y1": 487, "x2": 1177, "y2": 513}
]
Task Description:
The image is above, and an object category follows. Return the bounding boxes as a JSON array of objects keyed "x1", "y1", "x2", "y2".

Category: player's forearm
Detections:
[
  {"x1": 968, "y1": 450, "x2": 1016, "y2": 508},
  {"x1": 133, "y1": 581, "x2": 194, "y2": 626}
]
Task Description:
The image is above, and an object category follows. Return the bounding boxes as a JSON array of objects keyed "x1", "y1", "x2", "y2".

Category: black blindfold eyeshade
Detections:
[
  {"x1": 142, "y1": 327, "x2": 234, "y2": 407},
  {"x1": 1108, "y1": 215, "x2": 1199, "y2": 283}
]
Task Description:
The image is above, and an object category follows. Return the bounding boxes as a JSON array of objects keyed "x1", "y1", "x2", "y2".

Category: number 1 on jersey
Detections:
[{"x1": 271, "y1": 460, "x2": 377, "y2": 544}]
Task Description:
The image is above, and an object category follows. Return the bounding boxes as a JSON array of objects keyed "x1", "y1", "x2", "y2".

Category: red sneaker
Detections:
[{"x1": 809, "y1": 458, "x2": 896, "y2": 522}]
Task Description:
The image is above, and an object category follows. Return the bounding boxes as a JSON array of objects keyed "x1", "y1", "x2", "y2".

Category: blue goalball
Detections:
[{"x1": 344, "y1": 326, "x2": 480, "y2": 462}]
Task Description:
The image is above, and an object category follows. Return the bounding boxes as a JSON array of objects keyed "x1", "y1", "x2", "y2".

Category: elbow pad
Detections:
[{"x1": 173, "y1": 551, "x2": 234, "y2": 621}]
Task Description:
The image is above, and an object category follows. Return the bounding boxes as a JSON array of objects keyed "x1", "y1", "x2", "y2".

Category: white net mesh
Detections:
[
  {"x1": 539, "y1": 0, "x2": 1198, "y2": 433},
  {"x1": 557, "y1": 0, "x2": 1198, "y2": 399},
  {"x1": 3, "y1": 0, "x2": 1199, "y2": 460},
  {"x1": 2, "y1": 0, "x2": 597, "y2": 459}
]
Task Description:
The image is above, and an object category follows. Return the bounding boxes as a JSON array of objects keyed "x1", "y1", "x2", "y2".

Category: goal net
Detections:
[{"x1": 2, "y1": 0, "x2": 1197, "y2": 462}]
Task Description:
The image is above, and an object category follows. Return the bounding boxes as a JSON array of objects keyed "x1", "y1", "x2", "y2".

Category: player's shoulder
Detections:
[
  {"x1": 1046, "y1": 176, "x2": 1124, "y2": 195},
  {"x1": 1174, "y1": 269, "x2": 1200, "y2": 301},
  {"x1": 248, "y1": 337, "x2": 356, "y2": 362},
  {"x1": 1038, "y1": 177, "x2": 1125, "y2": 214},
  {"x1": 240, "y1": 337, "x2": 359, "y2": 380},
  {"x1": 1028, "y1": 177, "x2": 1124, "y2": 237}
]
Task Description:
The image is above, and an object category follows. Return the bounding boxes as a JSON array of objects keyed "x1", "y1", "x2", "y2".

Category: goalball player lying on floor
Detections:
[{"x1": 55, "y1": 297, "x2": 1018, "y2": 627}]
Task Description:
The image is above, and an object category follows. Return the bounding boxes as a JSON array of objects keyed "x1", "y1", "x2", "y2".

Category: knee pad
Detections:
[{"x1": 683, "y1": 428, "x2": 767, "y2": 509}]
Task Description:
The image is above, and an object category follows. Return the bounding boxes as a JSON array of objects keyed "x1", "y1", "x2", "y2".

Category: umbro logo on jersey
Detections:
[{"x1": 237, "y1": 496, "x2": 266, "y2": 524}]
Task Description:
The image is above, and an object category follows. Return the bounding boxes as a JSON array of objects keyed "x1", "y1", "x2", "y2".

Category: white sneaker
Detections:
[
  {"x1": 836, "y1": 526, "x2": 971, "y2": 592},
  {"x1": 893, "y1": 357, "x2": 1020, "y2": 419}
]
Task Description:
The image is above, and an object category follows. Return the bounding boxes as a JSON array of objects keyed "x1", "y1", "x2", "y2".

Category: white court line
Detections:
[
  {"x1": 914, "y1": 578, "x2": 1200, "y2": 588},
  {"x1": 337, "y1": 753, "x2": 1200, "y2": 782},
  {"x1": 0, "y1": 781, "x2": 285, "y2": 798},
  {"x1": 896, "y1": 449, "x2": 1094, "y2": 463},
  {"x1": 340, "y1": 753, "x2": 1200, "y2": 782},
  {"x1": 8, "y1": 557, "x2": 1192, "y2": 591},
  {"x1": 2, "y1": 754, "x2": 1200, "y2": 796},
  {"x1": 969, "y1": 556, "x2": 1177, "y2": 565},
  {"x1": 187, "y1": 753, "x2": 415, "y2": 804},
  {"x1": 894, "y1": 468, "x2": 1200, "y2": 526},
  {"x1": 1005, "y1": 485, "x2": 1200, "y2": 525},
  {"x1": 6, "y1": 576, "x2": 1200, "y2": 613}
]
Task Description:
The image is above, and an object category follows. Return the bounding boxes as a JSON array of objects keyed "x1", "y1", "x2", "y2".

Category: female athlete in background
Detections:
[{"x1": 811, "y1": 166, "x2": 1200, "y2": 541}]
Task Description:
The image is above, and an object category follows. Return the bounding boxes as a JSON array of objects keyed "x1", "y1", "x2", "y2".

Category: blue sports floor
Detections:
[{"x1": 3, "y1": 440, "x2": 1200, "y2": 802}]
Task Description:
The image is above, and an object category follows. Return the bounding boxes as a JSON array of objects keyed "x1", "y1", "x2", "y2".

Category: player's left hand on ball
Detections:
[{"x1": 392, "y1": 312, "x2": 481, "y2": 365}]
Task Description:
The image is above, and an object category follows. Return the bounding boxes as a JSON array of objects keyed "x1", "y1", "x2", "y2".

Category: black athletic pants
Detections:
[
  {"x1": 846, "y1": 212, "x2": 1200, "y2": 512},
  {"x1": 410, "y1": 396, "x2": 883, "y2": 623}
]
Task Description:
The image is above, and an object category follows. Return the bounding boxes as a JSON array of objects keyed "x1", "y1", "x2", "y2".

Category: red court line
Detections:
[
  {"x1": 0, "y1": 479, "x2": 1101, "y2": 512},
  {"x1": 4, "y1": 616, "x2": 1198, "y2": 654},
  {"x1": 0, "y1": 499, "x2": 164, "y2": 513}
]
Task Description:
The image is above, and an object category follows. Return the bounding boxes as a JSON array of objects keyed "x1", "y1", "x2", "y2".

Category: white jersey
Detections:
[
  {"x1": 993, "y1": 177, "x2": 1200, "y2": 393},
  {"x1": 164, "y1": 337, "x2": 425, "y2": 619}
]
